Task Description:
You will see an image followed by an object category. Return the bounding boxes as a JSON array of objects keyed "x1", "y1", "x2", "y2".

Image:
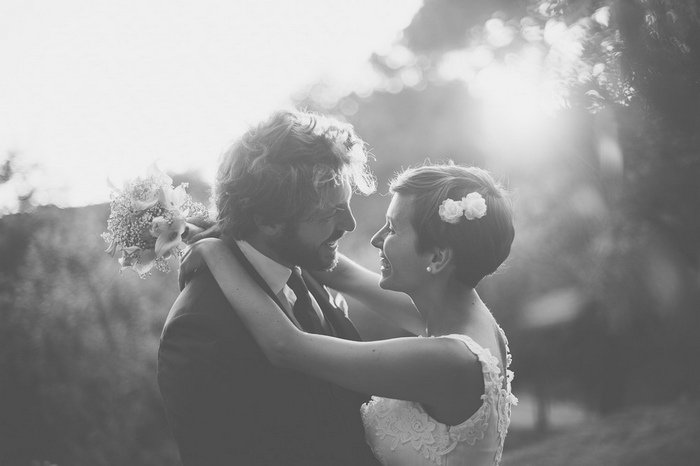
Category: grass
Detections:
[{"x1": 501, "y1": 398, "x2": 700, "y2": 466}]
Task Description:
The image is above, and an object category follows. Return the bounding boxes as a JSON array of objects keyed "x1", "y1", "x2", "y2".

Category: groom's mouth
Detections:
[
  {"x1": 322, "y1": 232, "x2": 344, "y2": 250},
  {"x1": 326, "y1": 231, "x2": 345, "y2": 243}
]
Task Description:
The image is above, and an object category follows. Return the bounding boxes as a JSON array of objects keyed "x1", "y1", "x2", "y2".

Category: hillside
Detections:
[{"x1": 502, "y1": 399, "x2": 700, "y2": 466}]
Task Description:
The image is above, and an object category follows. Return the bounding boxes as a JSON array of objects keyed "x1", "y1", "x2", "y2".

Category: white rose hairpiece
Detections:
[{"x1": 438, "y1": 192, "x2": 487, "y2": 224}]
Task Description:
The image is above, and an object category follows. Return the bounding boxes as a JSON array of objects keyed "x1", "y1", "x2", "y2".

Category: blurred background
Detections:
[{"x1": 2, "y1": 1, "x2": 699, "y2": 465}]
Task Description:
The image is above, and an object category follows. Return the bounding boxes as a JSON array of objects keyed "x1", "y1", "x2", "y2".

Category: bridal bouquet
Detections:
[{"x1": 101, "y1": 164, "x2": 209, "y2": 278}]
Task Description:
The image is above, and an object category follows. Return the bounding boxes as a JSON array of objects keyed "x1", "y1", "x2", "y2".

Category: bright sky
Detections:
[{"x1": 0, "y1": 0, "x2": 422, "y2": 211}]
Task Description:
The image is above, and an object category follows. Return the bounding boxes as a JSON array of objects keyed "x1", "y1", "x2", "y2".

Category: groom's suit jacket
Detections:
[{"x1": 157, "y1": 240, "x2": 380, "y2": 466}]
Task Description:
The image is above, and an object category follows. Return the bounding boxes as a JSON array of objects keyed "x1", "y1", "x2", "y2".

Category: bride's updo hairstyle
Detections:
[{"x1": 389, "y1": 162, "x2": 514, "y2": 288}]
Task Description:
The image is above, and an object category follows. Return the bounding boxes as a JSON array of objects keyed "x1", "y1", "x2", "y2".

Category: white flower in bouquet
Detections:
[{"x1": 101, "y1": 164, "x2": 209, "y2": 278}]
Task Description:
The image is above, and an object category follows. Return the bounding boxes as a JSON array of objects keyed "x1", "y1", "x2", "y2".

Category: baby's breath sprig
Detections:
[{"x1": 101, "y1": 164, "x2": 209, "y2": 278}]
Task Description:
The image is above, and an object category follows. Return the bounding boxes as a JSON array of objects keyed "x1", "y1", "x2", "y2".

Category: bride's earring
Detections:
[{"x1": 426, "y1": 266, "x2": 432, "y2": 273}]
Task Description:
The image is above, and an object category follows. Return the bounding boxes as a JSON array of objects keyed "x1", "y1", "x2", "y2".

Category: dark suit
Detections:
[{"x1": 157, "y1": 241, "x2": 380, "y2": 466}]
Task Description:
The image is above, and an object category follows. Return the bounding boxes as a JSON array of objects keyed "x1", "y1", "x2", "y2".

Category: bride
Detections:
[{"x1": 182, "y1": 163, "x2": 517, "y2": 466}]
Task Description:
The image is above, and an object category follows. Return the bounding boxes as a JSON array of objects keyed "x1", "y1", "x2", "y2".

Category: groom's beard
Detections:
[{"x1": 271, "y1": 226, "x2": 343, "y2": 271}]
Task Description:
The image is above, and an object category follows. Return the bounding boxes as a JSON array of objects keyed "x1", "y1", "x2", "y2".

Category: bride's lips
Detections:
[{"x1": 379, "y1": 253, "x2": 391, "y2": 273}]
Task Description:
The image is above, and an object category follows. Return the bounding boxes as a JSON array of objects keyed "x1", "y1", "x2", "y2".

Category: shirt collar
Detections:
[{"x1": 235, "y1": 240, "x2": 292, "y2": 296}]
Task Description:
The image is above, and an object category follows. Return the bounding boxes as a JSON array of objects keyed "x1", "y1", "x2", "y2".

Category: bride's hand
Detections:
[
  {"x1": 183, "y1": 217, "x2": 221, "y2": 244},
  {"x1": 178, "y1": 238, "x2": 221, "y2": 290}
]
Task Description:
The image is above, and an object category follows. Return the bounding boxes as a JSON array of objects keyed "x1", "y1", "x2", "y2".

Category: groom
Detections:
[{"x1": 157, "y1": 110, "x2": 381, "y2": 465}]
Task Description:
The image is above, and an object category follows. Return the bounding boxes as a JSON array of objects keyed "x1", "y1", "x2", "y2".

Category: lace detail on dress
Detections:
[
  {"x1": 491, "y1": 329, "x2": 519, "y2": 465},
  {"x1": 361, "y1": 330, "x2": 518, "y2": 466}
]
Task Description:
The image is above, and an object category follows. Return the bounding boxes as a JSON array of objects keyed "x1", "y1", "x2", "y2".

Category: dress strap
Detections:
[
  {"x1": 439, "y1": 333, "x2": 481, "y2": 355},
  {"x1": 438, "y1": 334, "x2": 503, "y2": 378},
  {"x1": 496, "y1": 325, "x2": 512, "y2": 359}
]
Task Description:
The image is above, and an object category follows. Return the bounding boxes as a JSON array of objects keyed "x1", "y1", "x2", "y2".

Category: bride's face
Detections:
[{"x1": 371, "y1": 194, "x2": 432, "y2": 293}]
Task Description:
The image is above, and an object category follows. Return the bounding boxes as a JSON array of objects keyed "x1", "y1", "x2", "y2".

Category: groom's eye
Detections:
[
  {"x1": 320, "y1": 205, "x2": 346, "y2": 221},
  {"x1": 318, "y1": 209, "x2": 337, "y2": 221}
]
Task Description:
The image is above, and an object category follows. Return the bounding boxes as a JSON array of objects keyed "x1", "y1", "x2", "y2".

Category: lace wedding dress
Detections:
[{"x1": 360, "y1": 332, "x2": 517, "y2": 466}]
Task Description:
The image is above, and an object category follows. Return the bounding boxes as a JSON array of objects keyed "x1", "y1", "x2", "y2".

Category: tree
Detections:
[
  {"x1": 297, "y1": 0, "x2": 700, "y2": 426},
  {"x1": 0, "y1": 205, "x2": 180, "y2": 465},
  {"x1": 0, "y1": 151, "x2": 37, "y2": 216}
]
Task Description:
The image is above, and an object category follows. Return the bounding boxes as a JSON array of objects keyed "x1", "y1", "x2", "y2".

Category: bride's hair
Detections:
[
  {"x1": 390, "y1": 162, "x2": 514, "y2": 288},
  {"x1": 214, "y1": 109, "x2": 376, "y2": 239}
]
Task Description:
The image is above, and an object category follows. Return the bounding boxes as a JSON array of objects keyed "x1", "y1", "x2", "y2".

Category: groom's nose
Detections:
[{"x1": 338, "y1": 205, "x2": 357, "y2": 232}]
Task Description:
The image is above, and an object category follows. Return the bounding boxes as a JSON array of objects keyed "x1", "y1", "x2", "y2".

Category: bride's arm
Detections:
[
  {"x1": 184, "y1": 239, "x2": 476, "y2": 407},
  {"x1": 310, "y1": 253, "x2": 426, "y2": 336}
]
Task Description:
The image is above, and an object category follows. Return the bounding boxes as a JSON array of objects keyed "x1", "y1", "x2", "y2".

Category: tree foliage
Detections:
[
  {"x1": 0, "y1": 205, "x2": 180, "y2": 465},
  {"x1": 299, "y1": 0, "x2": 700, "y2": 422}
]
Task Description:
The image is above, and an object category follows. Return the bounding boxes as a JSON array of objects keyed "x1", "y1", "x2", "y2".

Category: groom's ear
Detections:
[
  {"x1": 254, "y1": 214, "x2": 284, "y2": 237},
  {"x1": 429, "y1": 247, "x2": 453, "y2": 274}
]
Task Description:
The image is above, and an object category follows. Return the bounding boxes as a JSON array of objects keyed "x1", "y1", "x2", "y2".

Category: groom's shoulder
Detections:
[
  {"x1": 160, "y1": 268, "x2": 260, "y2": 355},
  {"x1": 164, "y1": 268, "x2": 231, "y2": 326}
]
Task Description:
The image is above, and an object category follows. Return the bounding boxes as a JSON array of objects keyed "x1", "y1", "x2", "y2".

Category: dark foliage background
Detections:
[{"x1": 1, "y1": 1, "x2": 699, "y2": 464}]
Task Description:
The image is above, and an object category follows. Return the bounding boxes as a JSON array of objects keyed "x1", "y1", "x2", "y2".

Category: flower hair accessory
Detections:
[{"x1": 438, "y1": 192, "x2": 487, "y2": 224}]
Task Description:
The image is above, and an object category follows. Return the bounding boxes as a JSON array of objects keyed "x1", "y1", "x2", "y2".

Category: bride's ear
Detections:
[{"x1": 429, "y1": 247, "x2": 453, "y2": 274}]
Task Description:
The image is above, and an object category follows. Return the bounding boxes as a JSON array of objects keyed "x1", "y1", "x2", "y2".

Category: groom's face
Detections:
[{"x1": 271, "y1": 179, "x2": 356, "y2": 271}]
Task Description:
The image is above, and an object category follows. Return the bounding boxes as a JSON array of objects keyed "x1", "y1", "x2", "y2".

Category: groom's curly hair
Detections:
[{"x1": 214, "y1": 109, "x2": 376, "y2": 239}]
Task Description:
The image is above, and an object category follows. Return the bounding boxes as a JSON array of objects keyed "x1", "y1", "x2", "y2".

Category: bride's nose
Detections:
[{"x1": 370, "y1": 228, "x2": 384, "y2": 249}]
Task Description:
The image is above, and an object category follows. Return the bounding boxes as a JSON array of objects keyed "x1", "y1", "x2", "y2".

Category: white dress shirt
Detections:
[{"x1": 236, "y1": 240, "x2": 329, "y2": 332}]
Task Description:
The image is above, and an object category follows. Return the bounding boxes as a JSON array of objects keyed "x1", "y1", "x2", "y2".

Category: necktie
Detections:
[{"x1": 287, "y1": 268, "x2": 325, "y2": 334}]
